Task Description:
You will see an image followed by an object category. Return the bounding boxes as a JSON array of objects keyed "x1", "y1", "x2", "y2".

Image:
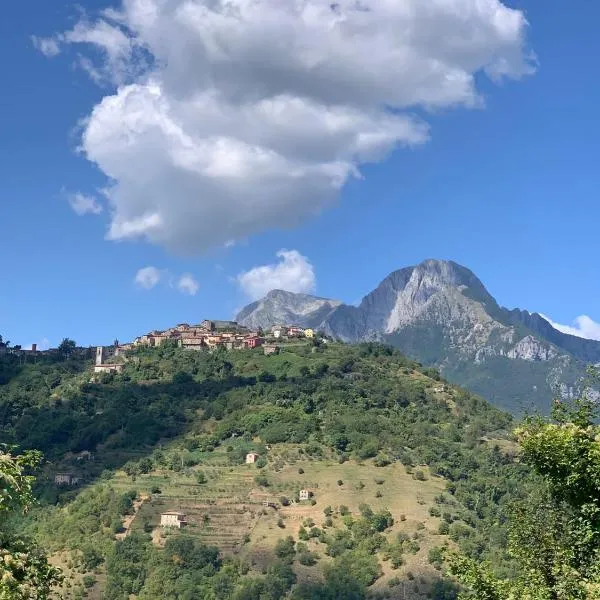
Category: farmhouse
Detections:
[
  {"x1": 160, "y1": 512, "x2": 187, "y2": 528},
  {"x1": 246, "y1": 452, "x2": 259, "y2": 464},
  {"x1": 263, "y1": 344, "x2": 279, "y2": 356},
  {"x1": 54, "y1": 473, "x2": 81, "y2": 486},
  {"x1": 299, "y1": 489, "x2": 311, "y2": 501}
]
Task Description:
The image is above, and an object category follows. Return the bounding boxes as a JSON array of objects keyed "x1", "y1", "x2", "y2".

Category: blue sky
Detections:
[{"x1": 1, "y1": 0, "x2": 599, "y2": 348}]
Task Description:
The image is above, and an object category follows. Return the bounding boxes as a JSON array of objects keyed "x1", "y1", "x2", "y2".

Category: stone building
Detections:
[
  {"x1": 160, "y1": 512, "x2": 187, "y2": 528},
  {"x1": 246, "y1": 452, "x2": 259, "y2": 464}
]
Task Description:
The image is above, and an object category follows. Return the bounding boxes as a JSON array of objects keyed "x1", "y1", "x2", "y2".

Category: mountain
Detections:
[
  {"x1": 236, "y1": 259, "x2": 599, "y2": 413},
  {"x1": 236, "y1": 289, "x2": 343, "y2": 330}
]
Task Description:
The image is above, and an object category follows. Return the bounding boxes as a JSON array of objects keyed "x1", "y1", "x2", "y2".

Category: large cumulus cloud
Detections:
[{"x1": 40, "y1": 0, "x2": 534, "y2": 254}]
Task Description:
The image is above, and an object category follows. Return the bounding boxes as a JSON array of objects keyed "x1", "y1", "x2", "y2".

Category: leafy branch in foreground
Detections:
[
  {"x1": 447, "y1": 369, "x2": 600, "y2": 599},
  {"x1": 0, "y1": 447, "x2": 62, "y2": 600}
]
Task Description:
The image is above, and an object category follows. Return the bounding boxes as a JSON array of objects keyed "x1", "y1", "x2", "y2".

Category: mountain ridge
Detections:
[{"x1": 236, "y1": 259, "x2": 599, "y2": 413}]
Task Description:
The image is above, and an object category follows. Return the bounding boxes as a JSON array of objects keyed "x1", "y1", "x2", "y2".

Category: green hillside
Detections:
[{"x1": 1, "y1": 342, "x2": 534, "y2": 599}]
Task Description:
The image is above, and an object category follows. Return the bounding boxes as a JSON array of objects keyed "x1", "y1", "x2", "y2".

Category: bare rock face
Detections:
[
  {"x1": 507, "y1": 336, "x2": 558, "y2": 361},
  {"x1": 236, "y1": 290, "x2": 342, "y2": 331},
  {"x1": 237, "y1": 259, "x2": 600, "y2": 413}
]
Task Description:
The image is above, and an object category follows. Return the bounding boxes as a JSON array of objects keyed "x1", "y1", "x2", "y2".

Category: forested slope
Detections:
[{"x1": 1, "y1": 342, "x2": 535, "y2": 599}]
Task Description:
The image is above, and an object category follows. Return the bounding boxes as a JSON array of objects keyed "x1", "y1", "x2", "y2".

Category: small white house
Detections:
[
  {"x1": 160, "y1": 512, "x2": 186, "y2": 528},
  {"x1": 246, "y1": 452, "x2": 259, "y2": 464},
  {"x1": 299, "y1": 489, "x2": 311, "y2": 501},
  {"x1": 54, "y1": 473, "x2": 81, "y2": 486}
]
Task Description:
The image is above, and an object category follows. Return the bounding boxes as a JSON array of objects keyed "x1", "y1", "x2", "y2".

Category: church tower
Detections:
[{"x1": 96, "y1": 346, "x2": 104, "y2": 366}]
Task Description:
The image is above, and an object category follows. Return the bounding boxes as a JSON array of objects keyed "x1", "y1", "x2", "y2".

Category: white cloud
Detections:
[
  {"x1": 40, "y1": 0, "x2": 534, "y2": 254},
  {"x1": 541, "y1": 314, "x2": 600, "y2": 342},
  {"x1": 237, "y1": 249, "x2": 316, "y2": 300},
  {"x1": 68, "y1": 192, "x2": 103, "y2": 216},
  {"x1": 134, "y1": 266, "x2": 162, "y2": 290},
  {"x1": 32, "y1": 36, "x2": 61, "y2": 57},
  {"x1": 177, "y1": 274, "x2": 199, "y2": 296}
]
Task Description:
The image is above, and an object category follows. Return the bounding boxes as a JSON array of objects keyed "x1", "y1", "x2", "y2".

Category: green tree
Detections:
[
  {"x1": 448, "y1": 371, "x2": 600, "y2": 599},
  {"x1": 58, "y1": 338, "x2": 76, "y2": 358},
  {"x1": 0, "y1": 447, "x2": 62, "y2": 599}
]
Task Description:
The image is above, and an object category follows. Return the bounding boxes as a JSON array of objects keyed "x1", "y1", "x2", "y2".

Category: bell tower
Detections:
[{"x1": 96, "y1": 346, "x2": 104, "y2": 366}]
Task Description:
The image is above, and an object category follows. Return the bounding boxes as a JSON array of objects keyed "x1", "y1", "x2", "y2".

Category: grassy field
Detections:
[{"x1": 101, "y1": 443, "x2": 452, "y2": 599}]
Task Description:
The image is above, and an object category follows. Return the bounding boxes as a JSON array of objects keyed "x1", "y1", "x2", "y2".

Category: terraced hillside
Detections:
[{"x1": 5, "y1": 342, "x2": 533, "y2": 599}]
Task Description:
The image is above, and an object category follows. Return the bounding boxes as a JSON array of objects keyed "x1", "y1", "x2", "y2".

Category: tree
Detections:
[
  {"x1": 447, "y1": 370, "x2": 600, "y2": 599},
  {"x1": 58, "y1": 338, "x2": 76, "y2": 358},
  {"x1": 0, "y1": 447, "x2": 62, "y2": 599}
]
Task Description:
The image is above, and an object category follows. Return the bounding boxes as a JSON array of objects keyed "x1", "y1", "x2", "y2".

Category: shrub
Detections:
[
  {"x1": 374, "y1": 455, "x2": 391, "y2": 467},
  {"x1": 324, "y1": 517, "x2": 333, "y2": 527},
  {"x1": 388, "y1": 577, "x2": 402, "y2": 588},
  {"x1": 275, "y1": 536, "x2": 296, "y2": 562},
  {"x1": 298, "y1": 551, "x2": 317, "y2": 566},
  {"x1": 337, "y1": 479, "x2": 343, "y2": 486},
  {"x1": 428, "y1": 546, "x2": 444, "y2": 566},
  {"x1": 280, "y1": 496, "x2": 290, "y2": 506},
  {"x1": 298, "y1": 467, "x2": 304, "y2": 474},
  {"x1": 339, "y1": 505, "x2": 350, "y2": 516},
  {"x1": 277, "y1": 518, "x2": 285, "y2": 529},
  {"x1": 429, "y1": 506, "x2": 441, "y2": 517},
  {"x1": 195, "y1": 471, "x2": 207, "y2": 484},
  {"x1": 438, "y1": 521, "x2": 450, "y2": 535},
  {"x1": 323, "y1": 506, "x2": 333, "y2": 517},
  {"x1": 82, "y1": 575, "x2": 96, "y2": 589},
  {"x1": 254, "y1": 473, "x2": 269, "y2": 487},
  {"x1": 150, "y1": 485, "x2": 162, "y2": 494},
  {"x1": 400, "y1": 514, "x2": 406, "y2": 522},
  {"x1": 374, "y1": 478, "x2": 385, "y2": 485},
  {"x1": 406, "y1": 571, "x2": 415, "y2": 580},
  {"x1": 413, "y1": 470, "x2": 426, "y2": 481},
  {"x1": 256, "y1": 456, "x2": 268, "y2": 469}
]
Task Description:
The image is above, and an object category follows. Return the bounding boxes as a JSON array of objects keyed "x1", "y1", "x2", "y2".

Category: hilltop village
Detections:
[{"x1": 94, "y1": 320, "x2": 320, "y2": 374}]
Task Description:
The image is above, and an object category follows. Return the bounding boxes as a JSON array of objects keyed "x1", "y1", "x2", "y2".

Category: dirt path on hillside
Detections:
[{"x1": 116, "y1": 494, "x2": 148, "y2": 540}]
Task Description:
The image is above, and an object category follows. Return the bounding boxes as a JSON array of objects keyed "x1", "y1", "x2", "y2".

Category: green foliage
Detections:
[
  {"x1": 1, "y1": 341, "x2": 547, "y2": 597},
  {"x1": 0, "y1": 448, "x2": 61, "y2": 599},
  {"x1": 448, "y1": 376, "x2": 600, "y2": 599}
]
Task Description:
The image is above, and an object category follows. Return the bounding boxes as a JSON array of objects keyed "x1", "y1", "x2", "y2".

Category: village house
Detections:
[
  {"x1": 299, "y1": 489, "x2": 311, "y2": 501},
  {"x1": 160, "y1": 512, "x2": 187, "y2": 529},
  {"x1": 304, "y1": 328, "x2": 315, "y2": 338},
  {"x1": 263, "y1": 344, "x2": 279, "y2": 356},
  {"x1": 94, "y1": 346, "x2": 124, "y2": 374},
  {"x1": 288, "y1": 326, "x2": 305, "y2": 337},
  {"x1": 54, "y1": 473, "x2": 81, "y2": 486},
  {"x1": 245, "y1": 336, "x2": 264, "y2": 349},
  {"x1": 75, "y1": 450, "x2": 93, "y2": 461},
  {"x1": 179, "y1": 337, "x2": 206, "y2": 351},
  {"x1": 246, "y1": 452, "x2": 259, "y2": 464},
  {"x1": 271, "y1": 326, "x2": 288, "y2": 339}
]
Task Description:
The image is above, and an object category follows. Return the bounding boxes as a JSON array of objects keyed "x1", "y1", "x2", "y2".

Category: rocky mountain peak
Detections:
[{"x1": 236, "y1": 259, "x2": 600, "y2": 413}]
